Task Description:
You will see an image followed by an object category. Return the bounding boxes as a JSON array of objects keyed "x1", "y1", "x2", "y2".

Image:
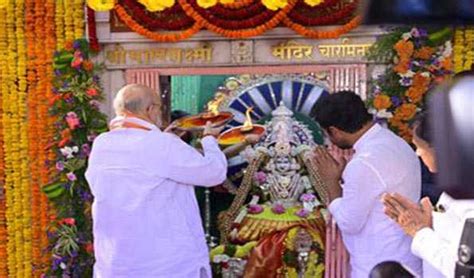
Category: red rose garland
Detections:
[
  {"x1": 87, "y1": 7, "x2": 100, "y2": 52},
  {"x1": 208, "y1": 0, "x2": 266, "y2": 20},
  {"x1": 121, "y1": 0, "x2": 194, "y2": 30},
  {"x1": 187, "y1": 0, "x2": 275, "y2": 30},
  {"x1": 288, "y1": 0, "x2": 359, "y2": 26},
  {"x1": 295, "y1": 0, "x2": 339, "y2": 10}
]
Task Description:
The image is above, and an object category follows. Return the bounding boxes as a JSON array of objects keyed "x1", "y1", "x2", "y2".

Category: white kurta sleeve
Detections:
[
  {"x1": 155, "y1": 134, "x2": 228, "y2": 186},
  {"x1": 411, "y1": 227, "x2": 456, "y2": 278},
  {"x1": 328, "y1": 159, "x2": 385, "y2": 234}
]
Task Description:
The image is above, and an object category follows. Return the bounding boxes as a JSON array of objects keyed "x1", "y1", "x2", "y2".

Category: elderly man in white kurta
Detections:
[{"x1": 85, "y1": 84, "x2": 227, "y2": 278}]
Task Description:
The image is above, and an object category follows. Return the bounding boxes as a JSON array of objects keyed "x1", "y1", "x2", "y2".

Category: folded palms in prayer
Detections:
[
  {"x1": 312, "y1": 146, "x2": 349, "y2": 202},
  {"x1": 382, "y1": 193, "x2": 433, "y2": 237}
]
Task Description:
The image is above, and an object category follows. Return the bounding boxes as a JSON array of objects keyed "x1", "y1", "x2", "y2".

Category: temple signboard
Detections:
[{"x1": 102, "y1": 37, "x2": 376, "y2": 69}]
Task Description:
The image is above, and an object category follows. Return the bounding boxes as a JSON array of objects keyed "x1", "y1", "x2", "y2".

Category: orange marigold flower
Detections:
[
  {"x1": 406, "y1": 87, "x2": 424, "y2": 103},
  {"x1": 395, "y1": 103, "x2": 417, "y2": 121},
  {"x1": 58, "y1": 129, "x2": 72, "y2": 147},
  {"x1": 83, "y1": 60, "x2": 94, "y2": 71},
  {"x1": 414, "y1": 47, "x2": 435, "y2": 60},
  {"x1": 394, "y1": 40, "x2": 414, "y2": 59},
  {"x1": 441, "y1": 58, "x2": 453, "y2": 71},
  {"x1": 412, "y1": 73, "x2": 430, "y2": 88},
  {"x1": 64, "y1": 41, "x2": 74, "y2": 51},
  {"x1": 394, "y1": 59, "x2": 410, "y2": 74},
  {"x1": 388, "y1": 117, "x2": 403, "y2": 128},
  {"x1": 373, "y1": 95, "x2": 392, "y2": 110}
]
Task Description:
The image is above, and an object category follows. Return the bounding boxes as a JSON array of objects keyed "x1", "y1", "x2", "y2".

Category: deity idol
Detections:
[{"x1": 211, "y1": 103, "x2": 329, "y2": 277}]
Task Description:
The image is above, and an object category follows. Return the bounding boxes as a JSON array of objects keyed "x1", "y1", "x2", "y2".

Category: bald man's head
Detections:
[
  {"x1": 114, "y1": 84, "x2": 159, "y2": 115},
  {"x1": 113, "y1": 84, "x2": 162, "y2": 126}
]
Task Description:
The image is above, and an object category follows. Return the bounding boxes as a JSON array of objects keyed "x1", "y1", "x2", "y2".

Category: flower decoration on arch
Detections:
[
  {"x1": 88, "y1": 0, "x2": 361, "y2": 42},
  {"x1": 367, "y1": 27, "x2": 453, "y2": 142}
]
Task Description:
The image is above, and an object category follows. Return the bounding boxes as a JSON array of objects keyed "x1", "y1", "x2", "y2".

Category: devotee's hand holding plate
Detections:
[{"x1": 203, "y1": 121, "x2": 225, "y2": 138}]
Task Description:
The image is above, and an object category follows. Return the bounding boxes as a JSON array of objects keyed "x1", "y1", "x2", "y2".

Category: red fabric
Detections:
[{"x1": 244, "y1": 230, "x2": 288, "y2": 278}]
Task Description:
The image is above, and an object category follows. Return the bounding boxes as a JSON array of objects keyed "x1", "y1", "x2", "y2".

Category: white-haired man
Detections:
[{"x1": 86, "y1": 84, "x2": 228, "y2": 277}]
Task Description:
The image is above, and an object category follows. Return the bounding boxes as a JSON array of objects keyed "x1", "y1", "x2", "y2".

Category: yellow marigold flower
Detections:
[
  {"x1": 304, "y1": 0, "x2": 324, "y2": 7},
  {"x1": 87, "y1": 0, "x2": 115, "y2": 11},
  {"x1": 197, "y1": 0, "x2": 218, "y2": 8}
]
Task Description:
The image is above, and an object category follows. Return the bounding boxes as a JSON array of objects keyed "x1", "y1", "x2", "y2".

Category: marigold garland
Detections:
[
  {"x1": 64, "y1": 0, "x2": 75, "y2": 41},
  {"x1": 56, "y1": 0, "x2": 65, "y2": 48},
  {"x1": 179, "y1": 0, "x2": 296, "y2": 38},
  {"x1": 114, "y1": 0, "x2": 360, "y2": 41},
  {"x1": 188, "y1": 0, "x2": 276, "y2": 30},
  {"x1": 283, "y1": 14, "x2": 361, "y2": 39},
  {"x1": 208, "y1": 0, "x2": 265, "y2": 20},
  {"x1": 0, "y1": 5, "x2": 7, "y2": 278},
  {"x1": 15, "y1": 0, "x2": 33, "y2": 275},
  {"x1": 87, "y1": 7, "x2": 100, "y2": 51},
  {"x1": 26, "y1": 0, "x2": 41, "y2": 275},
  {"x1": 454, "y1": 27, "x2": 474, "y2": 73},
  {"x1": 115, "y1": 3, "x2": 203, "y2": 42},
  {"x1": 288, "y1": 0, "x2": 358, "y2": 26},
  {"x1": 73, "y1": 0, "x2": 85, "y2": 38},
  {"x1": 121, "y1": 0, "x2": 194, "y2": 30},
  {"x1": 220, "y1": 0, "x2": 253, "y2": 9},
  {"x1": 5, "y1": 0, "x2": 25, "y2": 276},
  {"x1": 42, "y1": 0, "x2": 57, "y2": 271},
  {"x1": 367, "y1": 27, "x2": 453, "y2": 142}
]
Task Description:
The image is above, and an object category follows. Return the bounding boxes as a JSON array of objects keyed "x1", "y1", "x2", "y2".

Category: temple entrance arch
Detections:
[{"x1": 123, "y1": 64, "x2": 367, "y2": 124}]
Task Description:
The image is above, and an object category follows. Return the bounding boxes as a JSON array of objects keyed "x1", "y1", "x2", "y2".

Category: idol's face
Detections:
[{"x1": 275, "y1": 156, "x2": 291, "y2": 173}]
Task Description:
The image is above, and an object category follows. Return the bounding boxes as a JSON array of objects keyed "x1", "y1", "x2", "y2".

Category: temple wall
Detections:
[{"x1": 92, "y1": 11, "x2": 387, "y2": 119}]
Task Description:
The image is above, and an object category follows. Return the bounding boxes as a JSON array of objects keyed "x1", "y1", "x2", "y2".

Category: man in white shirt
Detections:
[
  {"x1": 310, "y1": 91, "x2": 422, "y2": 278},
  {"x1": 85, "y1": 84, "x2": 228, "y2": 278},
  {"x1": 382, "y1": 98, "x2": 474, "y2": 278}
]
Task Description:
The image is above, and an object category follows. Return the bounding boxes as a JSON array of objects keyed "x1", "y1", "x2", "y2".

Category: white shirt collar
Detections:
[
  {"x1": 353, "y1": 123, "x2": 382, "y2": 151},
  {"x1": 109, "y1": 115, "x2": 159, "y2": 131}
]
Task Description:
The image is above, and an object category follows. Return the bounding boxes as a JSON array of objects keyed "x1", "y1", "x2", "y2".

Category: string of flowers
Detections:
[
  {"x1": 218, "y1": 0, "x2": 253, "y2": 9},
  {"x1": 113, "y1": 0, "x2": 360, "y2": 41},
  {"x1": 56, "y1": 0, "x2": 65, "y2": 48},
  {"x1": 42, "y1": 0, "x2": 58, "y2": 271},
  {"x1": 64, "y1": 0, "x2": 75, "y2": 42},
  {"x1": 115, "y1": 3, "x2": 203, "y2": 42},
  {"x1": 26, "y1": 0, "x2": 42, "y2": 274},
  {"x1": 283, "y1": 14, "x2": 361, "y2": 39},
  {"x1": 454, "y1": 27, "x2": 474, "y2": 72},
  {"x1": 288, "y1": 0, "x2": 358, "y2": 26},
  {"x1": 121, "y1": 0, "x2": 194, "y2": 30},
  {"x1": 16, "y1": 0, "x2": 34, "y2": 275},
  {"x1": 179, "y1": 0, "x2": 297, "y2": 38},
  {"x1": 44, "y1": 38, "x2": 108, "y2": 277},
  {"x1": 295, "y1": 0, "x2": 337, "y2": 9},
  {"x1": 208, "y1": 0, "x2": 265, "y2": 20},
  {"x1": 188, "y1": 0, "x2": 276, "y2": 30},
  {"x1": 4, "y1": 1, "x2": 24, "y2": 276},
  {"x1": 36, "y1": 0, "x2": 59, "y2": 273},
  {"x1": 367, "y1": 27, "x2": 453, "y2": 142},
  {"x1": 73, "y1": 0, "x2": 85, "y2": 38},
  {"x1": 0, "y1": 5, "x2": 8, "y2": 278},
  {"x1": 1, "y1": 3, "x2": 16, "y2": 276},
  {"x1": 464, "y1": 28, "x2": 474, "y2": 70},
  {"x1": 87, "y1": 7, "x2": 100, "y2": 51}
]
